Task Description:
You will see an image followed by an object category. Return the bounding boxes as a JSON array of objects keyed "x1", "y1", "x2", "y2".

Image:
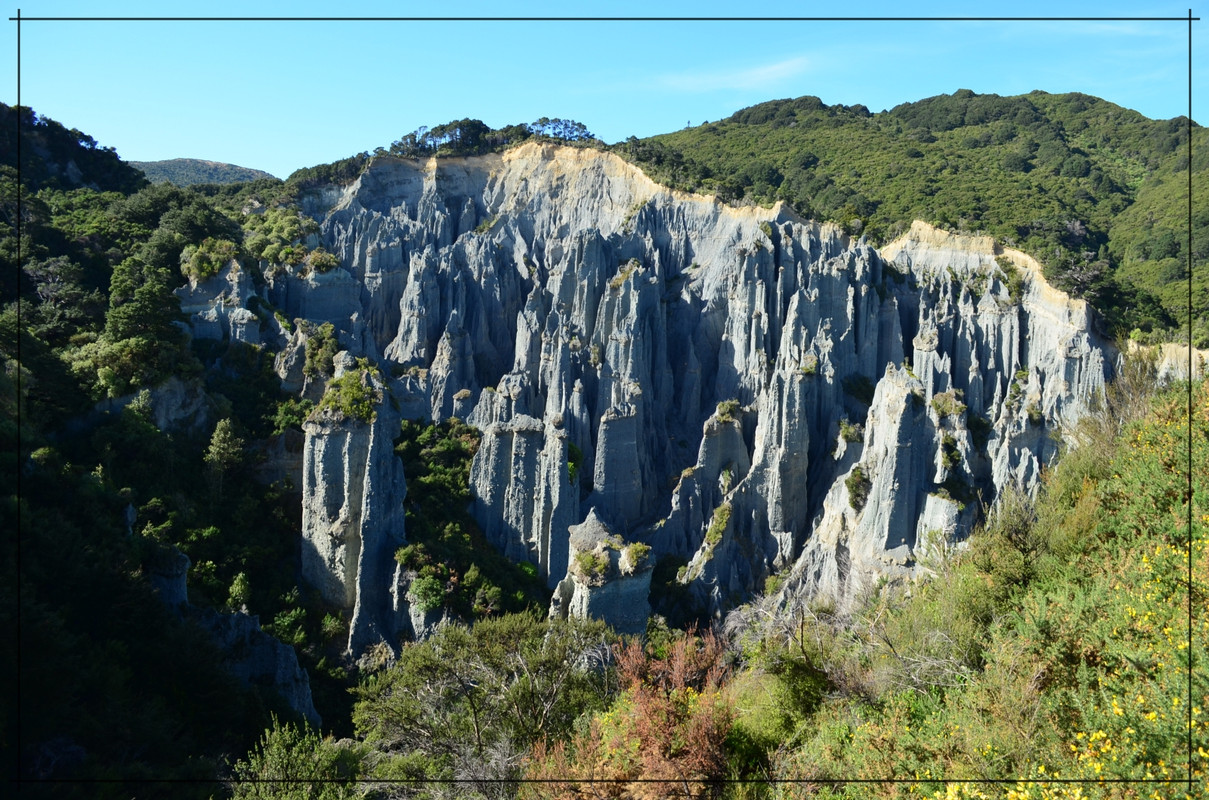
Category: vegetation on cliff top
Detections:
[{"x1": 612, "y1": 90, "x2": 1205, "y2": 344}]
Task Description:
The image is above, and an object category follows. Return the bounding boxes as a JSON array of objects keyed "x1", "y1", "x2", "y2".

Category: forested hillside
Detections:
[{"x1": 130, "y1": 158, "x2": 278, "y2": 187}]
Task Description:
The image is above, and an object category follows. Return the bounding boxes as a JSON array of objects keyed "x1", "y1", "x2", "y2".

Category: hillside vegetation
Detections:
[
  {"x1": 232, "y1": 369, "x2": 1208, "y2": 798},
  {"x1": 613, "y1": 90, "x2": 1205, "y2": 345},
  {"x1": 130, "y1": 158, "x2": 278, "y2": 187}
]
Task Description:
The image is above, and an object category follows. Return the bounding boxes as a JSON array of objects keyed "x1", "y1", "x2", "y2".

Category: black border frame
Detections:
[{"x1": 9, "y1": 9, "x2": 1202, "y2": 798}]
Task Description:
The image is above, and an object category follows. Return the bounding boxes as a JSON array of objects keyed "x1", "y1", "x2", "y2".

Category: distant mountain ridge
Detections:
[{"x1": 131, "y1": 157, "x2": 278, "y2": 186}]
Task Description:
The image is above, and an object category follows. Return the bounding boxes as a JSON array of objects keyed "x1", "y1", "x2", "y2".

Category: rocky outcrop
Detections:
[
  {"x1": 279, "y1": 144, "x2": 1117, "y2": 636},
  {"x1": 147, "y1": 544, "x2": 192, "y2": 610},
  {"x1": 196, "y1": 608, "x2": 322, "y2": 729},
  {"x1": 174, "y1": 260, "x2": 286, "y2": 348},
  {"x1": 468, "y1": 412, "x2": 576, "y2": 588},
  {"x1": 772, "y1": 223, "x2": 1117, "y2": 608},
  {"x1": 1128, "y1": 340, "x2": 1209, "y2": 383},
  {"x1": 300, "y1": 361, "x2": 409, "y2": 655},
  {"x1": 145, "y1": 543, "x2": 321, "y2": 728},
  {"x1": 549, "y1": 510, "x2": 653, "y2": 635},
  {"x1": 90, "y1": 376, "x2": 216, "y2": 435}
]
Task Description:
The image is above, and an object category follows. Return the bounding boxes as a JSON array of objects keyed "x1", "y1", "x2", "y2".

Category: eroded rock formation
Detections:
[
  {"x1": 224, "y1": 143, "x2": 1119, "y2": 645},
  {"x1": 300, "y1": 359, "x2": 409, "y2": 654}
]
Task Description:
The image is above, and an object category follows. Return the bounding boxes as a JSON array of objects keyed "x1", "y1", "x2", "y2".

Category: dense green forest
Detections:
[
  {"x1": 130, "y1": 159, "x2": 279, "y2": 187},
  {"x1": 3, "y1": 96, "x2": 1205, "y2": 798}
]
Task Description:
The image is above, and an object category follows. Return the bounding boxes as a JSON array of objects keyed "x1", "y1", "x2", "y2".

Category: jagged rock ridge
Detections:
[{"x1": 223, "y1": 143, "x2": 1117, "y2": 647}]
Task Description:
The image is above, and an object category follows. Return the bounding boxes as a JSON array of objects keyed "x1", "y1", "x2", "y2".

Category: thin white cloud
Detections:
[{"x1": 656, "y1": 55, "x2": 812, "y2": 92}]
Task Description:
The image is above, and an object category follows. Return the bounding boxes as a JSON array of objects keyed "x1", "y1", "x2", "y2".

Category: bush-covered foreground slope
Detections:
[
  {"x1": 617, "y1": 90, "x2": 1205, "y2": 345},
  {"x1": 730, "y1": 373, "x2": 1208, "y2": 798}
]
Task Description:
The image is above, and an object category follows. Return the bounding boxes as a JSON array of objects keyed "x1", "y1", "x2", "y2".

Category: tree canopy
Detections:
[{"x1": 386, "y1": 116, "x2": 597, "y2": 159}]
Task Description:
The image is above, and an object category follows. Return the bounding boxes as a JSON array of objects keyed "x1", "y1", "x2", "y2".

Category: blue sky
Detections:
[{"x1": 4, "y1": 1, "x2": 1203, "y2": 179}]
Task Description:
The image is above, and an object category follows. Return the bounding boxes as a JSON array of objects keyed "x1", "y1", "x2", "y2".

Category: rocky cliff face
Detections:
[
  {"x1": 300, "y1": 358, "x2": 409, "y2": 654},
  {"x1": 239, "y1": 143, "x2": 1117, "y2": 642}
]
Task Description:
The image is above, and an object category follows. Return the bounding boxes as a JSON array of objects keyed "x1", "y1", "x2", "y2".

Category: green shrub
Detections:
[
  {"x1": 931, "y1": 389, "x2": 966, "y2": 418},
  {"x1": 278, "y1": 244, "x2": 306, "y2": 266},
  {"x1": 316, "y1": 360, "x2": 382, "y2": 422},
  {"x1": 179, "y1": 236, "x2": 238, "y2": 282},
  {"x1": 996, "y1": 255, "x2": 1025, "y2": 302},
  {"x1": 716, "y1": 399, "x2": 740, "y2": 423},
  {"x1": 705, "y1": 503, "x2": 732, "y2": 546},
  {"x1": 232, "y1": 717, "x2": 362, "y2": 799},
  {"x1": 409, "y1": 574, "x2": 445, "y2": 612},
  {"x1": 575, "y1": 550, "x2": 611, "y2": 580},
  {"x1": 623, "y1": 542, "x2": 652, "y2": 569},
  {"x1": 839, "y1": 418, "x2": 863, "y2": 443},
  {"x1": 321, "y1": 613, "x2": 345, "y2": 642},
  {"x1": 720, "y1": 466, "x2": 734, "y2": 493},
  {"x1": 303, "y1": 322, "x2": 339, "y2": 378},
  {"x1": 271, "y1": 397, "x2": 314, "y2": 434},
  {"x1": 940, "y1": 432, "x2": 962, "y2": 469},
  {"x1": 845, "y1": 466, "x2": 871, "y2": 511},
  {"x1": 226, "y1": 571, "x2": 251, "y2": 611},
  {"x1": 762, "y1": 576, "x2": 784, "y2": 599},
  {"x1": 567, "y1": 441, "x2": 584, "y2": 486},
  {"x1": 309, "y1": 248, "x2": 340, "y2": 273}
]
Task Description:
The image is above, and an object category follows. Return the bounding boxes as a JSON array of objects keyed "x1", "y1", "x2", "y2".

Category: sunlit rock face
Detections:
[
  {"x1": 300, "y1": 361, "x2": 408, "y2": 655},
  {"x1": 284, "y1": 144, "x2": 1115, "y2": 641}
]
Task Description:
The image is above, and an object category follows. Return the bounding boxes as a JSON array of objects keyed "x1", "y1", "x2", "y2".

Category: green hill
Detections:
[
  {"x1": 613, "y1": 89, "x2": 1206, "y2": 344},
  {"x1": 130, "y1": 158, "x2": 278, "y2": 186}
]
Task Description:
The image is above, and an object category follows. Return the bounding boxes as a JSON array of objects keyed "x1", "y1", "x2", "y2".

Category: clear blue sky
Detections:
[{"x1": 4, "y1": 1, "x2": 1203, "y2": 179}]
